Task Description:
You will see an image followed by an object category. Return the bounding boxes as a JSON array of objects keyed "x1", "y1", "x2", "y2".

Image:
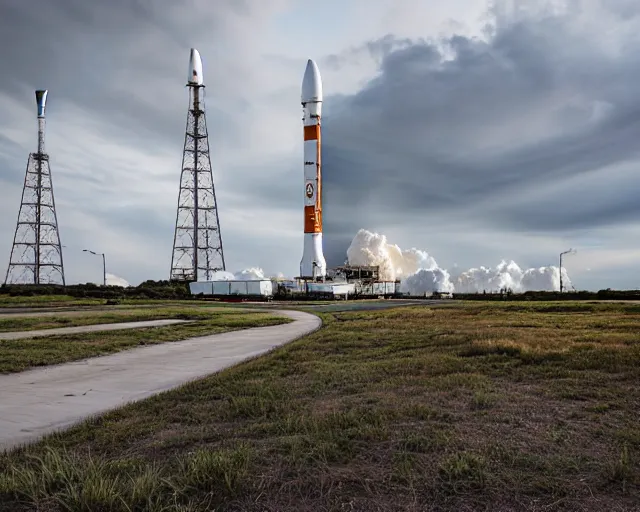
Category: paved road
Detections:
[
  {"x1": 0, "y1": 319, "x2": 191, "y2": 340},
  {"x1": 0, "y1": 309, "x2": 320, "y2": 451}
]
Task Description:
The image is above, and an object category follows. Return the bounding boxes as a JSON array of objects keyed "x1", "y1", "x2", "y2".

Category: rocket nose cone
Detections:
[
  {"x1": 188, "y1": 48, "x2": 203, "y2": 85},
  {"x1": 301, "y1": 58, "x2": 322, "y2": 103}
]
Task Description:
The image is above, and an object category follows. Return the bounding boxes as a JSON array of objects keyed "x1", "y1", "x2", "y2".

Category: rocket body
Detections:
[
  {"x1": 300, "y1": 59, "x2": 326, "y2": 279},
  {"x1": 35, "y1": 90, "x2": 48, "y2": 154}
]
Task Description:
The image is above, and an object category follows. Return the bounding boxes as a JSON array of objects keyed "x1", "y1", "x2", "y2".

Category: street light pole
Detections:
[
  {"x1": 101, "y1": 252, "x2": 106, "y2": 287},
  {"x1": 83, "y1": 249, "x2": 106, "y2": 286},
  {"x1": 559, "y1": 248, "x2": 576, "y2": 293}
]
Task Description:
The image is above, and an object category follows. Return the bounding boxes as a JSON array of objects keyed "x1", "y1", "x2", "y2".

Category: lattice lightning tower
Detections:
[
  {"x1": 4, "y1": 90, "x2": 65, "y2": 285},
  {"x1": 170, "y1": 48, "x2": 225, "y2": 281}
]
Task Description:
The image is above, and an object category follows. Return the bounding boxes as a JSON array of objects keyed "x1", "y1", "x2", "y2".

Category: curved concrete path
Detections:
[
  {"x1": 0, "y1": 319, "x2": 191, "y2": 340},
  {"x1": 0, "y1": 309, "x2": 321, "y2": 451}
]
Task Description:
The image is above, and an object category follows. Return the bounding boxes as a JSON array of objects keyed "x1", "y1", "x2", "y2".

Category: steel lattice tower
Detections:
[
  {"x1": 4, "y1": 90, "x2": 65, "y2": 286},
  {"x1": 170, "y1": 49, "x2": 225, "y2": 282}
]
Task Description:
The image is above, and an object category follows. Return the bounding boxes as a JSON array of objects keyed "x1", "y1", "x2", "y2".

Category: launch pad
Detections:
[
  {"x1": 189, "y1": 264, "x2": 402, "y2": 302},
  {"x1": 187, "y1": 57, "x2": 404, "y2": 305}
]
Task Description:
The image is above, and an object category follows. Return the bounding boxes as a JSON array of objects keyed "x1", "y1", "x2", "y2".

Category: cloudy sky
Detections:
[{"x1": 1, "y1": 0, "x2": 640, "y2": 290}]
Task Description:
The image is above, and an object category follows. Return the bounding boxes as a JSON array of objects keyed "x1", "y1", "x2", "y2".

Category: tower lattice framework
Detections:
[
  {"x1": 5, "y1": 90, "x2": 65, "y2": 285},
  {"x1": 170, "y1": 83, "x2": 225, "y2": 281}
]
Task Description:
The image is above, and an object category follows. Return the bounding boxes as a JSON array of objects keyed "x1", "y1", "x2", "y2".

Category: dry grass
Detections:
[
  {"x1": 0, "y1": 308, "x2": 292, "y2": 374},
  {"x1": 0, "y1": 294, "x2": 103, "y2": 308},
  {"x1": 0, "y1": 305, "x2": 238, "y2": 332},
  {"x1": 0, "y1": 301, "x2": 639, "y2": 511}
]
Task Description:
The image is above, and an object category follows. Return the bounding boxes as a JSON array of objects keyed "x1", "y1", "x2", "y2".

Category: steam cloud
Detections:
[
  {"x1": 207, "y1": 229, "x2": 572, "y2": 295},
  {"x1": 105, "y1": 273, "x2": 131, "y2": 287},
  {"x1": 347, "y1": 229, "x2": 572, "y2": 294},
  {"x1": 346, "y1": 229, "x2": 455, "y2": 294},
  {"x1": 209, "y1": 268, "x2": 267, "y2": 281}
]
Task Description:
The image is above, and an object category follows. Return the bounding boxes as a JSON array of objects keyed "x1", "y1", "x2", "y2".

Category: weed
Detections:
[
  {"x1": 470, "y1": 390, "x2": 497, "y2": 410},
  {"x1": 608, "y1": 444, "x2": 633, "y2": 493},
  {"x1": 438, "y1": 452, "x2": 487, "y2": 491}
]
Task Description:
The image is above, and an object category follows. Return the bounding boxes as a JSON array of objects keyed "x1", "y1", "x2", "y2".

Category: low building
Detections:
[{"x1": 189, "y1": 280, "x2": 274, "y2": 299}]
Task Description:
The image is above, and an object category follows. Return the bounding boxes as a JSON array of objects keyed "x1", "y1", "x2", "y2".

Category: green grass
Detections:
[
  {"x1": 0, "y1": 294, "x2": 104, "y2": 308},
  {"x1": 0, "y1": 294, "x2": 243, "y2": 309},
  {"x1": 0, "y1": 308, "x2": 292, "y2": 374},
  {"x1": 0, "y1": 294, "x2": 220, "y2": 309},
  {"x1": 1, "y1": 301, "x2": 639, "y2": 511},
  {"x1": 0, "y1": 293, "x2": 342, "y2": 312},
  {"x1": 0, "y1": 305, "x2": 241, "y2": 332}
]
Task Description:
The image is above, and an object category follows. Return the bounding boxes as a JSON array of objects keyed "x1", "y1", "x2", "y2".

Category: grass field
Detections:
[
  {"x1": 0, "y1": 305, "x2": 243, "y2": 332},
  {"x1": 1, "y1": 302, "x2": 639, "y2": 511},
  {"x1": 0, "y1": 308, "x2": 291, "y2": 374},
  {"x1": 0, "y1": 294, "x2": 230, "y2": 309},
  {"x1": 0, "y1": 294, "x2": 104, "y2": 308},
  {"x1": 0, "y1": 294, "x2": 212, "y2": 309}
]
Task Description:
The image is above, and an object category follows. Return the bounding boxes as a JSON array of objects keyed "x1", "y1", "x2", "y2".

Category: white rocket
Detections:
[
  {"x1": 300, "y1": 59, "x2": 327, "y2": 280},
  {"x1": 188, "y1": 48, "x2": 203, "y2": 86}
]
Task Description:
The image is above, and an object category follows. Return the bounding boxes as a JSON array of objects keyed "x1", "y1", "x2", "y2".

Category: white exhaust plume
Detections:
[
  {"x1": 401, "y1": 268, "x2": 455, "y2": 295},
  {"x1": 347, "y1": 230, "x2": 440, "y2": 280},
  {"x1": 233, "y1": 268, "x2": 267, "y2": 280},
  {"x1": 454, "y1": 261, "x2": 523, "y2": 293},
  {"x1": 208, "y1": 268, "x2": 268, "y2": 281},
  {"x1": 105, "y1": 273, "x2": 130, "y2": 287},
  {"x1": 453, "y1": 261, "x2": 572, "y2": 293},
  {"x1": 347, "y1": 229, "x2": 454, "y2": 292},
  {"x1": 522, "y1": 266, "x2": 572, "y2": 292},
  {"x1": 347, "y1": 229, "x2": 572, "y2": 294}
]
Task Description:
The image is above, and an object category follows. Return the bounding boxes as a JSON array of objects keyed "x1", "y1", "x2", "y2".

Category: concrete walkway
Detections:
[
  {"x1": 0, "y1": 309, "x2": 321, "y2": 451},
  {"x1": 0, "y1": 319, "x2": 191, "y2": 340}
]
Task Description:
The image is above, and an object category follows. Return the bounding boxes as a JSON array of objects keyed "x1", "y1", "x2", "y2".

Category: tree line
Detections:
[{"x1": 2, "y1": 282, "x2": 639, "y2": 301}]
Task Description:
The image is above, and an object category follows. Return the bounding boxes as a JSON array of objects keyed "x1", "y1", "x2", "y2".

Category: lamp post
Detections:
[
  {"x1": 559, "y1": 248, "x2": 576, "y2": 293},
  {"x1": 83, "y1": 249, "x2": 106, "y2": 286}
]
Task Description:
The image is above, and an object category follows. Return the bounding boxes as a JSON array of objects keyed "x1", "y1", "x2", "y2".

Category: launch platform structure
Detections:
[
  {"x1": 170, "y1": 48, "x2": 225, "y2": 282},
  {"x1": 4, "y1": 90, "x2": 65, "y2": 286}
]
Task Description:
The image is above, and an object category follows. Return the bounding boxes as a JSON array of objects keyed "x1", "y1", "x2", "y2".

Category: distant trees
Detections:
[
  {"x1": 0, "y1": 280, "x2": 191, "y2": 300},
  {"x1": 2, "y1": 281, "x2": 640, "y2": 302}
]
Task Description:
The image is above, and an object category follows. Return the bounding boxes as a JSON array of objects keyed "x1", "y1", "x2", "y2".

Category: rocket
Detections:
[
  {"x1": 300, "y1": 59, "x2": 327, "y2": 280},
  {"x1": 188, "y1": 48, "x2": 203, "y2": 86},
  {"x1": 35, "y1": 90, "x2": 48, "y2": 154}
]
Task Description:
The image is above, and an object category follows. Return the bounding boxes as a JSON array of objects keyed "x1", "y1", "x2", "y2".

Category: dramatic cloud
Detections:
[
  {"x1": 0, "y1": 1, "x2": 639, "y2": 289},
  {"x1": 321, "y1": 1, "x2": 640, "y2": 288},
  {"x1": 0, "y1": 0, "x2": 298, "y2": 285}
]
